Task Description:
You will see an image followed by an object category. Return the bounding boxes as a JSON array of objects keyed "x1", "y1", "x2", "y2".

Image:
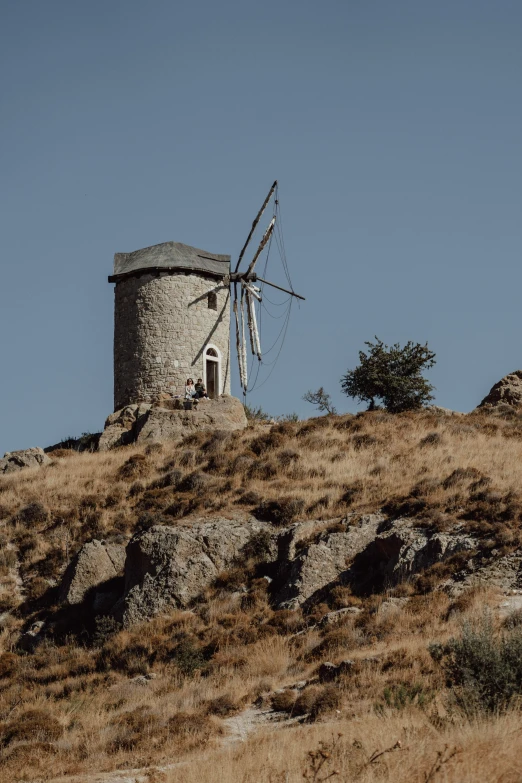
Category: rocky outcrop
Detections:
[
  {"x1": 274, "y1": 515, "x2": 383, "y2": 609},
  {"x1": 59, "y1": 540, "x2": 126, "y2": 605},
  {"x1": 477, "y1": 371, "x2": 522, "y2": 411},
  {"x1": 115, "y1": 517, "x2": 269, "y2": 626},
  {"x1": 350, "y1": 519, "x2": 475, "y2": 591},
  {"x1": 98, "y1": 404, "x2": 151, "y2": 451},
  {"x1": 274, "y1": 517, "x2": 475, "y2": 609},
  {"x1": 0, "y1": 447, "x2": 51, "y2": 475},
  {"x1": 98, "y1": 396, "x2": 247, "y2": 451},
  {"x1": 108, "y1": 514, "x2": 481, "y2": 626}
]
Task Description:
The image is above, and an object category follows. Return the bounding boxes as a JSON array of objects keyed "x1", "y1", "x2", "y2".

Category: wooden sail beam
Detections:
[
  {"x1": 234, "y1": 180, "x2": 278, "y2": 274},
  {"x1": 254, "y1": 276, "x2": 305, "y2": 301},
  {"x1": 244, "y1": 217, "x2": 276, "y2": 278}
]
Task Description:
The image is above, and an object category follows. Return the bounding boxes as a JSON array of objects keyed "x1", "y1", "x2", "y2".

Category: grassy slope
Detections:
[{"x1": 1, "y1": 409, "x2": 522, "y2": 781}]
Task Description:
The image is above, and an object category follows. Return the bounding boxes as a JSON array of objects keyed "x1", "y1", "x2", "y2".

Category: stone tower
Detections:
[{"x1": 109, "y1": 241, "x2": 231, "y2": 411}]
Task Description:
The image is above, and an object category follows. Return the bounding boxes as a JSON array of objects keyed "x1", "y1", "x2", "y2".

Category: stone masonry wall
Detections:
[{"x1": 114, "y1": 271, "x2": 230, "y2": 410}]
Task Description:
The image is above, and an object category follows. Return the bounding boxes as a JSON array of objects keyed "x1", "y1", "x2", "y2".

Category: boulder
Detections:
[
  {"x1": 347, "y1": 519, "x2": 476, "y2": 594},
  {"x1": 98, "y1": 396, "x2": 247, "y2": 451},
  {"x1": 98, "y1": 404, "x2": 151, "y2": 451},
  {"x1": 274, "y1": 515, "x2": 383, "y2": 609},
  {"x1": 115, "y1": 517, "x2": 269, "y2": 626},
  {"x1": 477, "y1": 371, "x2": 522, "y2": 411},
  {"x1": 0, "y1": 447, "x2": 51, "y2": 475},
  {"x1": 135, "y1": 396, "x2": 247, "y2": 443},
  {"x1": 274, "y1": 516, "x2": 476, "y2": 610},
  {"x1": 59, "y1": 540, "x2": 126, "y2": 605}
]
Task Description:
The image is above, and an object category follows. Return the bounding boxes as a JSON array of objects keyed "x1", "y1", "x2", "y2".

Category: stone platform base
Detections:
[{"x1": 98, "y1": 395, "x2": 247, "y2": 451}]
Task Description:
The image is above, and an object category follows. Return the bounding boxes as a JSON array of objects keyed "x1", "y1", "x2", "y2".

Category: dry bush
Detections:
[
  {"x1": 254, "y1": 497, "x2": 305, "y2": 526},
  {"x1": 1, "y1": 708, "x2": 63, "y2": 745},
  {"x1": 117, "y1": 453, "x2": 150, "y2": 480},
  {"x1": 271, "y1": 689, "x2": 297, "y2": 713}
]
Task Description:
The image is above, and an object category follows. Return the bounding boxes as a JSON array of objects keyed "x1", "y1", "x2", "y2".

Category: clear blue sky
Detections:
[{"x1": 1, "y1": 0, "x2": 522, "y2": 453}]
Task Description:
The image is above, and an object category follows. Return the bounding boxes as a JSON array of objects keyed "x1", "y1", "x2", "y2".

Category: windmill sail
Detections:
[
  {"x1": 231, "y1": 181, "x2": 305, "y2": 397},
  {"x1": 234, "y1": 180, "x2": 277, "y2": 274}
]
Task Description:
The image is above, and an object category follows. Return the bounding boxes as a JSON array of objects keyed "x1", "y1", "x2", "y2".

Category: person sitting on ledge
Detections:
[
  {"x1": 195, "y1": 378, "x2": 209, "y2": 399},
  {"x1": 184, "y1": 378, "x2": 198, "y2": 407}
]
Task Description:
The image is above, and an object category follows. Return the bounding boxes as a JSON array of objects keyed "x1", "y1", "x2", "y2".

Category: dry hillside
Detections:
[{"x1": 2, "y1": 408, "x2": 522, "y2": 781}]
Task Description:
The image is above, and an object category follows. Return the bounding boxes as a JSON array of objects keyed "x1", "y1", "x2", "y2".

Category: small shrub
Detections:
[
  {"x1": 149, "y1": 469, "x2": 183, "y2": 489},
  {"x1": 254, "y1": 496, "x2": 305, "y2": 526},
  {"x1": 250, "y1": 432, "x2": 285, "y2": 456},
  {"x1": 215, "y1": 567, "x2": 247, "y2": 591},
  {"x1": 277, "y1": 449, "x2": 300, "y2": 467},
  {"x1": 419, "y1": 432, "x2": 442, "y2": 447},
  {"x1": 236, "y1": 490, "x2": 262, "y2": 507},
  {"x1": 108, "y1": 707, "x2": 161, "y2": 752},
  {"x1": 0, "y1": 653, "x2": 19, "y2": 679},
  {"x1": 248, "y1": 459, "x2": 278, "y2": 480},
  {"x1": 380, "y1": 682, "x2": 431, "y2": 711},
  {"x1": 242, "y1": 530, "x2": 273, "y2": 561},
  {"x1": 292, "y1": 684, "x2": 340, "y2": 719},
  {"x1": 430, "y1": 615, "x2": 522, "y2": 714},
  {"x1": 177, "y1": 471, "x2": 208, "y2": 493},
  {"x1": 117, "y1": 454, "x2": 149, "y2": 480},
  {"x1": 2, "y1": 709, "x2": 63, "y2": 746},
  {"x1": 166, "y1": 712, "x2": 215, "y2": 748},
  {"x1": 244, "y1": 404, "x2": 272, "y2": 422},
  {"x1": 15, "y1": 502, "x2": 49, "y2": 525},
  {"x1": 442, "y1": 467, "x2": 481, "y2": 490},
  {"x1": 169, "y1": 637, "x2": 206, "y2": 676},
  {"x1": 179, "y1": 449, "x2": 197, "y2": 468},
  {"x1": 129, "y1": 480, "x2": 144, "y2": 497},
  {"x1": 271, "y1": 690, "x2": 297, "y2": 713},
  {"x1": 353, "y1": 434, "x2": 379, "y2": 450},
  {"x1": 205, "y1": 694, "x2": 240, "y2": 716},
  {"x1": 93, "y1": 616, "x2": 122, "y2": 647},
  {"x1": 309, "y1": 684, "x2": 341, "y2": 720},
  {"x1": 202, "y1": 430, "x2": 230, "y2": 453},
  {"x1": 340, "y1": 481, "x2": 364, "y2": 506}
]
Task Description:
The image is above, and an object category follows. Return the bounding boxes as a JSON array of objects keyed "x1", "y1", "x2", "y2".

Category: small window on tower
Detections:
[{"x1": 208, "y1": 291, "x2": 217, "y2": 310}]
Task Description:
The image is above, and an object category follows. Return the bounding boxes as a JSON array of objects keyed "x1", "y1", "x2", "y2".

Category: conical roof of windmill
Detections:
[{"x1": 109, "y1": 241, "x2": 230, "y2": 282}]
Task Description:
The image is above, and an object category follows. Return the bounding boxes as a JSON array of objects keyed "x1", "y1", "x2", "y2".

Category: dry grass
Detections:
[
  {"x1": 1, "y1": 409, "x2": 522, "y2": 780},
  {"x1": 168, "y1": 709, "x2": 522, "y2": 783},
  {"x1": 2, "y1": 407, "x2": 522, "y2": 612}
]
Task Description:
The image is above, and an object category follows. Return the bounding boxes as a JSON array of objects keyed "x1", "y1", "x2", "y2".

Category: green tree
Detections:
[{"x1": 341, "y1": 337, "x2": 436, "y2": 413}]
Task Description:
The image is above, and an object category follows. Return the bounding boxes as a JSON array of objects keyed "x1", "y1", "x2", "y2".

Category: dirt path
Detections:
[{"x1": 45, "y1": 704, "x2": 300, "y2": 783}]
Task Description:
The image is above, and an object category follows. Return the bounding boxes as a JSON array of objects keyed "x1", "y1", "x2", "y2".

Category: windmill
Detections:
[{"x1": 206, "y1": 181, "x2": 305, "y2": 396}]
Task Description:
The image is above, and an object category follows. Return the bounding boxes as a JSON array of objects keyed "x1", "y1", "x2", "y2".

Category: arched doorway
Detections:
[{"x1": 203, "y1": 345, "x2": 221, "y2": 399}]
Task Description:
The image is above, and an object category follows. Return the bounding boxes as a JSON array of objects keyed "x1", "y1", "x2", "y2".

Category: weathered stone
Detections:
[
  {"x1": 477, "y1": 371, "x2": 522, "y2": 410},
  {"x1": 449, "y1": 550, "x2": 522, "y2": 596},
  {"x1": 348, "y1": 519, "x2": 476, "y2": 593},
  {"x1": 59, "y1": 540, "x2": 126, "y2": 605},
  {"x1": 274, "y1": 516, "x2": 476, "y2": 610},
  {"x1": 98, "y1": 396, "x2": 247, "y2": 451},
  {"x1": 113, "y1": 269, "x2": 231, "y2": 411},
  {"x1": 274, "y1": 515, "x2": 383, "y2": 609},
  {"x1": 0, "y1": 447, "x2": 51, "y2": 475},
  {"x1": 135, "y1": 396, "x2": 247, "y2": 443},
  {"x1": 98, "y1": 404, "x2": 151, "y2": 451},
  {"x1": 319, "y1": 607, "x2": 362, "y2": 627},
  {"x1": 115, "y1": 517, "x2": 269, "y2": 626}
]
